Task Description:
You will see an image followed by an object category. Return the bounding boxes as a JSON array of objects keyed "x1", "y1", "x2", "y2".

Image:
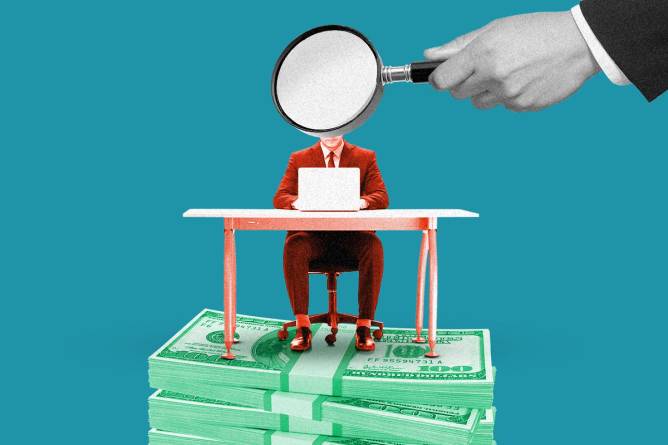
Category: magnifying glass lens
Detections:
[{"x1": 275, "y1": 30, "x2": 378, "y2": 132}]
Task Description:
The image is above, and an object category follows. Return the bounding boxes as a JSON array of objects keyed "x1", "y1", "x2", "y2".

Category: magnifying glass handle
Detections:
[
  {"x1": 410, "y1": 61, "x2": 442, "y2": 83},
  {"x1": 382, "y1": 61, "x2": 443, "y2": 84}
]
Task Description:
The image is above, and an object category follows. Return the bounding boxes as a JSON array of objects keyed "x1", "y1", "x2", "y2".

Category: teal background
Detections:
[{"x1": 2, "y1": 1, "x2": 667, "y2": 443}]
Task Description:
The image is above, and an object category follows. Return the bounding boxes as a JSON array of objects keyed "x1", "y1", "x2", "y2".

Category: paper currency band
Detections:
[{"x1": 279, "y1": 326, "x2": 359, "y2": 396}]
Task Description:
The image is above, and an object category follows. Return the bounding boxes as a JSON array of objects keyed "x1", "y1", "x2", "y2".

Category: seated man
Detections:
[{"x1": 273, "y1": 135, "x2": 389, "y2": 352}]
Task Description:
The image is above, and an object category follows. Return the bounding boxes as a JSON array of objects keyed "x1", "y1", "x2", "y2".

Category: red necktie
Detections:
[{"x1": 327, "y1": 151, "x2": 336, "y2": 168}]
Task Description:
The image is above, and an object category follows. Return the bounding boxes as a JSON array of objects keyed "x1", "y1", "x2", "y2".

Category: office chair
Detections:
[{"x1": 277, "y1": 259, "x2": 384, "y2": 345}]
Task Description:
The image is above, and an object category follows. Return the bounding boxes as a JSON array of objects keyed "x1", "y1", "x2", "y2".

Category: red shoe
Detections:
[
  {"x1": 355, "y1": 326, "x2": 375, "y2": 352},
  {"x1": 290, "y1": 327, "x2": 312, "y2": 352}
]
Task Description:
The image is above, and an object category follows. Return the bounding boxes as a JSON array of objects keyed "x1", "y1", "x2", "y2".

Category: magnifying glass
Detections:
[{"x1": 271, "y1": 24, "x2": 441, "y2": 137}]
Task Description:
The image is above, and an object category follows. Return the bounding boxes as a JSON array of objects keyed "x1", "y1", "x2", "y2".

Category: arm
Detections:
[
  {"x1": 424, "y1": 3, "x2": 667, "y2": 110},
  {"x1": 361, "y1": 153, "x2": 389, "y2": 210},
  {"x1": 424, "y1": 12, "x2": 600, "y2": 111},
  {"x1": 273, "y1": 154, "x2": 298, "y2": 209},
  {"x1": 579, "y1": 0, "x2": 668, "y2": 101}
]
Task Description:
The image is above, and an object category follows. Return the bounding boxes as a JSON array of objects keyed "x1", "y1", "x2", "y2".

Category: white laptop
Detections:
[{"x1": 298, "y1": 167, "x2": 360, "y2": 211}]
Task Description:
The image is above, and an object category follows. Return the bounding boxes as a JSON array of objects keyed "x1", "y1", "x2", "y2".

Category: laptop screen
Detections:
[{"x1": 298, "y1": 167, "x2": 360, "y2": 211}]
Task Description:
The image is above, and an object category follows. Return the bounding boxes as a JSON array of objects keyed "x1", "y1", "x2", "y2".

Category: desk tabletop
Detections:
[{"x1": 183, "y1": 209, "x2": 479, "y2": 218}]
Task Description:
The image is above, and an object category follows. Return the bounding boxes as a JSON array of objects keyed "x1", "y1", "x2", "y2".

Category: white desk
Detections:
[{"x1": 183, "y1": 209, "x2": 479, "y2": 359}]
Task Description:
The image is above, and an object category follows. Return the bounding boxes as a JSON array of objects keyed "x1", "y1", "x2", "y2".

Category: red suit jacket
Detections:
[{"x1": 273, "y1": 141, "x2": 389, "y2": 210}]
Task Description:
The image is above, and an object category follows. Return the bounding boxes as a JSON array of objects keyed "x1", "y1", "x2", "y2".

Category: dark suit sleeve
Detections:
[
  {"x1": 361, "y1": 153, "x2": 389, "y2": 210},
  {"x1": 579, "y1": 0, "x2": 668, "y2": 101},
  {"x1": 273, "y1": 154, "x2": 298, "y2": 209}
]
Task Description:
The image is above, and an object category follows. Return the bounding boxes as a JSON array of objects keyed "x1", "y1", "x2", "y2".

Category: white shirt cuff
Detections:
[{"x1": 571, "y1": 4, "x2": 631, "y2": 86}]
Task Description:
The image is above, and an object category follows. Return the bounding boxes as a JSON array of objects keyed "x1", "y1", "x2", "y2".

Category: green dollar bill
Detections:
[
  {"x1": 148, "y1": 428, "x2": 403, "y2": 445},
  {"x1": 149, "y1": 390, "x2": 384, "y2": 440},
  {"x1": 149, "y1": 390, "x2": 491, "y2": 445},
  {"x1": 148, "y1": 428, "x2": 496, "y2": 445},
  {"x1": 149, "y1": 309, "x2": 494, "y2": 408},
  {"x1": 148, "y1": 375, "x2": 485, "y2": 445}
]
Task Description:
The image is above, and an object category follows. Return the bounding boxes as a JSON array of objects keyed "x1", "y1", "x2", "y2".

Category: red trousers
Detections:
[{"x1": 283, "y1": 231, "x2": 383, "y2": 319}]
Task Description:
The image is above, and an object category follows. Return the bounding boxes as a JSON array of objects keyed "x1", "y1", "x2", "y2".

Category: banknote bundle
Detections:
[
  {"x1": 148, "y1": 309, "x2": 497, "y2": 445},
  {"x1": 149, "y1": 428, "x2": 497, "y2": 445}
]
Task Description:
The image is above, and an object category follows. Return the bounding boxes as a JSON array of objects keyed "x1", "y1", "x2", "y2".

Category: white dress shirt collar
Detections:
[{"x1": 320, "y1": 140, "x2": 345, "y2": 167}]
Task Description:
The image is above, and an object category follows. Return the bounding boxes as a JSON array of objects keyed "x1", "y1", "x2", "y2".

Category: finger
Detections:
[
  {"x1": 424, "y1": 22, "x2": 493, "y2": 60},
  {"x1": 501, "y1": 83, "x2": 542, "y2": 112},
  {"x1": 472, "y1": 91, "x2": 501, "y2": 109},
  {"x1": 450, "y1": 74, "x2": 488, "y2": 99},
  {"x1": 428, "y1": 51, "x2": 475, "y2": 91},
  {"x1": 503, "y1": 96, "x2": 538, "y2": 112}
]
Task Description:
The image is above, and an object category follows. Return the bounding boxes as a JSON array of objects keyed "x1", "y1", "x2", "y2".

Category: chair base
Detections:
[
  {"x1": 278, "y1": 313, "x2": 384, "y2": 345},
  {"x1": 278, "y1": 269, "x2": 383, "y2": 346}
]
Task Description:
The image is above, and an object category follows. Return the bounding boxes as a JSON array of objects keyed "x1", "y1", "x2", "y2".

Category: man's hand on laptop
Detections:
[{"x1": 290, "y1": 198, "x2": 302, "y2": 210}]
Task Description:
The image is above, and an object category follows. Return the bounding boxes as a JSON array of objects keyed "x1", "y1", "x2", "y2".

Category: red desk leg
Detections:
[
  {"x1": 231, "y1": 227, "x2": 239, "y2": 344},
  {"x1": 413, "y1": 230, "x2": 429, "y2": 344},
  {"x1": 222, "y1": 221, "x2": 237, "y2": 360},
  {"x1": 425, "y1": 223, "x2": 439, "y2": 358}
]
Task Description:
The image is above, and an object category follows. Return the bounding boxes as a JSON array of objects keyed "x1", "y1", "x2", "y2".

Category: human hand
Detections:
[
  {"x1": 359, "y1": 198, "x2": 368, "y2": 210},
  {"x1": 291, "y1": 198, "x2": 302, "y2": 210},
  {"x1": 424, "y1": 12, "x2": 601, "y2": 111}
]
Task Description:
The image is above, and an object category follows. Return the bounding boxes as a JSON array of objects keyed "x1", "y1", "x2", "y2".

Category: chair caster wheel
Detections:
[
  {"x1": 277, "y1": 330, "x2": 288, "y2": 341},
  {"x1": 373, "y1": 329, "x2": 383, "y2": 340},
  {"x1": 325, "y1": 334, "x2": 337, "y2": 345}
]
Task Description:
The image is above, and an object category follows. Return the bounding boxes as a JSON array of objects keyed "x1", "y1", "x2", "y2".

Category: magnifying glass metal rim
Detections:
[{"x1": 271, "y1": 24, "x2": 383, "y2": 137}]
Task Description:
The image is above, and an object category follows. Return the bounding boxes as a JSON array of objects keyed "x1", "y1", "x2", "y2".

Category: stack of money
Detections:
[
  {"x1": 148, "y1": 309, "x2": 497, "y2": 445},
  {"x1": 149, "y1": 428, "x2": 497, "y2": 445}
]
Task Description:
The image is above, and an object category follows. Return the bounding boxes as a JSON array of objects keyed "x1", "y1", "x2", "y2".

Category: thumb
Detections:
[{"x1": 424, "y1": 24, "x2": 491, "y2": 60}]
